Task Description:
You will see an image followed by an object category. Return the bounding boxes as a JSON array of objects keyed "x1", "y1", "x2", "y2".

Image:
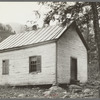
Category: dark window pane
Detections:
[
  {"x1": 2, "y1": 60, "x2": 9, "y2": 75},
  {"x1": 29, "y1": 56, "x2": 41, "y2": 73}
]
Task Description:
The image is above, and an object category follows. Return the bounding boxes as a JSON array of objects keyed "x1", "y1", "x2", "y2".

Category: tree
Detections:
[
  {"x1": 37, "y1": 2, "x2": 95, "y2": 43},
  {"x1": 90, "y1": 2, "x2": 100, "y2": 71},
  {"x1": 40, "y1": 2, "x2": 90, "y2": 26},
  {"x1": 0, "y1": 23, "x2": 14, "y2": 34},
  {"x1": 6, "y1": 24, "x2": 12, "y2": 32},
  {"x1": 45, "y1": 2, "x2": 100, "y2": 72}
]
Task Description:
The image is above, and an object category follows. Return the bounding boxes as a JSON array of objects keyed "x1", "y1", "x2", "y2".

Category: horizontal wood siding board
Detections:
[{"x1": 0, "y1": 43, "x2": 56, "y2": 85}]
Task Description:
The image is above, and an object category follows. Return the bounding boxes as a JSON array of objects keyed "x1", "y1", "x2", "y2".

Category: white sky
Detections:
[
  {"x1": 0, "y1": 2, "x2": 50, "y2": 25},
  {"x1": 0, "y1": 2, "x2": 76, "y2": 27}
]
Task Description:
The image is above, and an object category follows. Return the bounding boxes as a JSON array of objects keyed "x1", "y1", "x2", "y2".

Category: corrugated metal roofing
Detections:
[{"x1": 0, "y1": 25, "x2": 67, "y2": 50}]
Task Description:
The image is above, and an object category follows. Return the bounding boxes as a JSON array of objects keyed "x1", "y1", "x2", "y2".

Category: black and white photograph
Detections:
[{"x1": 0, "y1": 1, "x2": 99, "y2": 99}]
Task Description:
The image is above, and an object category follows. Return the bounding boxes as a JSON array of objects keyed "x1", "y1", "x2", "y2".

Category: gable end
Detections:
[{"x1": 57, "y1": 21, "x2": 89, "y2": 50}]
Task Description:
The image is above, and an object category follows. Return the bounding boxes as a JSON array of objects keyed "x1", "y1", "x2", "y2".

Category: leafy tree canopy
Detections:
[{"x1": 0, "y1": 23, "x2": 15, "y2": 34}]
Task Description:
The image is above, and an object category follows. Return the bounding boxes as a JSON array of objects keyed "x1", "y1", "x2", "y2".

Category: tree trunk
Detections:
[
  {"x1": 91, "y1": 2, "x2": 100, "y2": 71},
  {"x1": 86, "y1": 15, "x2": 91, "y2": 64}
]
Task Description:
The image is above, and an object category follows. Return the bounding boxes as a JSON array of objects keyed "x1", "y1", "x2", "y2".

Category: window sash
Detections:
[{"x1": 29, "y1": 56, "x2": 41, "y2": 73}]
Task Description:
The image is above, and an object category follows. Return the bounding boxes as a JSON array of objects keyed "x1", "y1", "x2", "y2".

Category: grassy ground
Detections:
[
  {"x1": 0, "y1": 84, "x2": 99, "y2": 99},
  {"x1": 0, "y1": 86, "x2": 46, "y2": 98}
]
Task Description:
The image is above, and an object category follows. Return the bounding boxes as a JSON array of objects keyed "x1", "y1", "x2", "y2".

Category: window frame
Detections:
[{"x1": 29, "y1": 56, "x2": 41, "y2": 73}]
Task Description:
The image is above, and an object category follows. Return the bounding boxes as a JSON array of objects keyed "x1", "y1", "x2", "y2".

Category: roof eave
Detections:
[
  {"x1": 75, "y1": 23, "x2": 90, "y2": 50},
  {"x1": 0, "y1": 39, "x2": 57, "y2": 53}
]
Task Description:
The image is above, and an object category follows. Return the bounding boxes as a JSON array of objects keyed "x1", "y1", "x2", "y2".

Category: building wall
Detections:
[
  {"x1": 0, "y1": 42, "x2": 56, "y2": 86},
  {"x1": 57, "y1": 26, "x2": 88, "y2": 83}
]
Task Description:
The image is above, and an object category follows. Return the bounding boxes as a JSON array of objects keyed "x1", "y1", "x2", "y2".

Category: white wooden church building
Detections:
[{"x1": 0, "y1": 22, "x2": 88, "y2": 86}]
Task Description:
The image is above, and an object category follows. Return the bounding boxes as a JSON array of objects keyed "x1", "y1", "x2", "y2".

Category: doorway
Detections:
[{"x1": 70, "y1": 57, "x2": 77, "y2": 83}]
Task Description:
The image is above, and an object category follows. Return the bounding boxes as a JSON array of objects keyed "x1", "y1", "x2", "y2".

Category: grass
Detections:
[{"x1": 0, "y1": 84, "x2": 98, "y2": 99}]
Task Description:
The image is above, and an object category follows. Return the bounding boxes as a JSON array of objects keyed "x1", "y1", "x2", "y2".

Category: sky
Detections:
[
  {"x1": 0, "y1": 2, "x2": 50, "y2": 26},
  {"x1": 0, "y1": 2, "x2": 76, "y2": 27}
]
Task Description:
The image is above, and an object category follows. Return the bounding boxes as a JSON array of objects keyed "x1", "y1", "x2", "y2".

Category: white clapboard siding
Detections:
[
  {"x1": 0, "y1": 43, "x2": 56, "y2": 85},
  {"x1": 57, "y1": 25, "x2": 87, "y2": 83}
]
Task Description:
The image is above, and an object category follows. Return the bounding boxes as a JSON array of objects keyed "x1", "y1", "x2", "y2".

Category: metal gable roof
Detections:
[
  {"x1": 0, "y1": 25, "x2": 66, "y2": 50},
  {"x1": 0, "y1": 21, "x2": 89, "y2": 52}
]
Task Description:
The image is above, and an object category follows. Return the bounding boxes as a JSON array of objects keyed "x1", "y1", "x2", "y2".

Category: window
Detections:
[
  {"x1": 29, "y1": 56, "x2": 41, "y2": 73},
  {"x1": 2, "y1": 60, "x2": 9, "y2": 75}
]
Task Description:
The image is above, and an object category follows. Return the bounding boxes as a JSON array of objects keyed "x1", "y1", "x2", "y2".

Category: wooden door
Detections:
[{"x1": 70, "y1": 57, "x2": 77, "y2": 81}]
